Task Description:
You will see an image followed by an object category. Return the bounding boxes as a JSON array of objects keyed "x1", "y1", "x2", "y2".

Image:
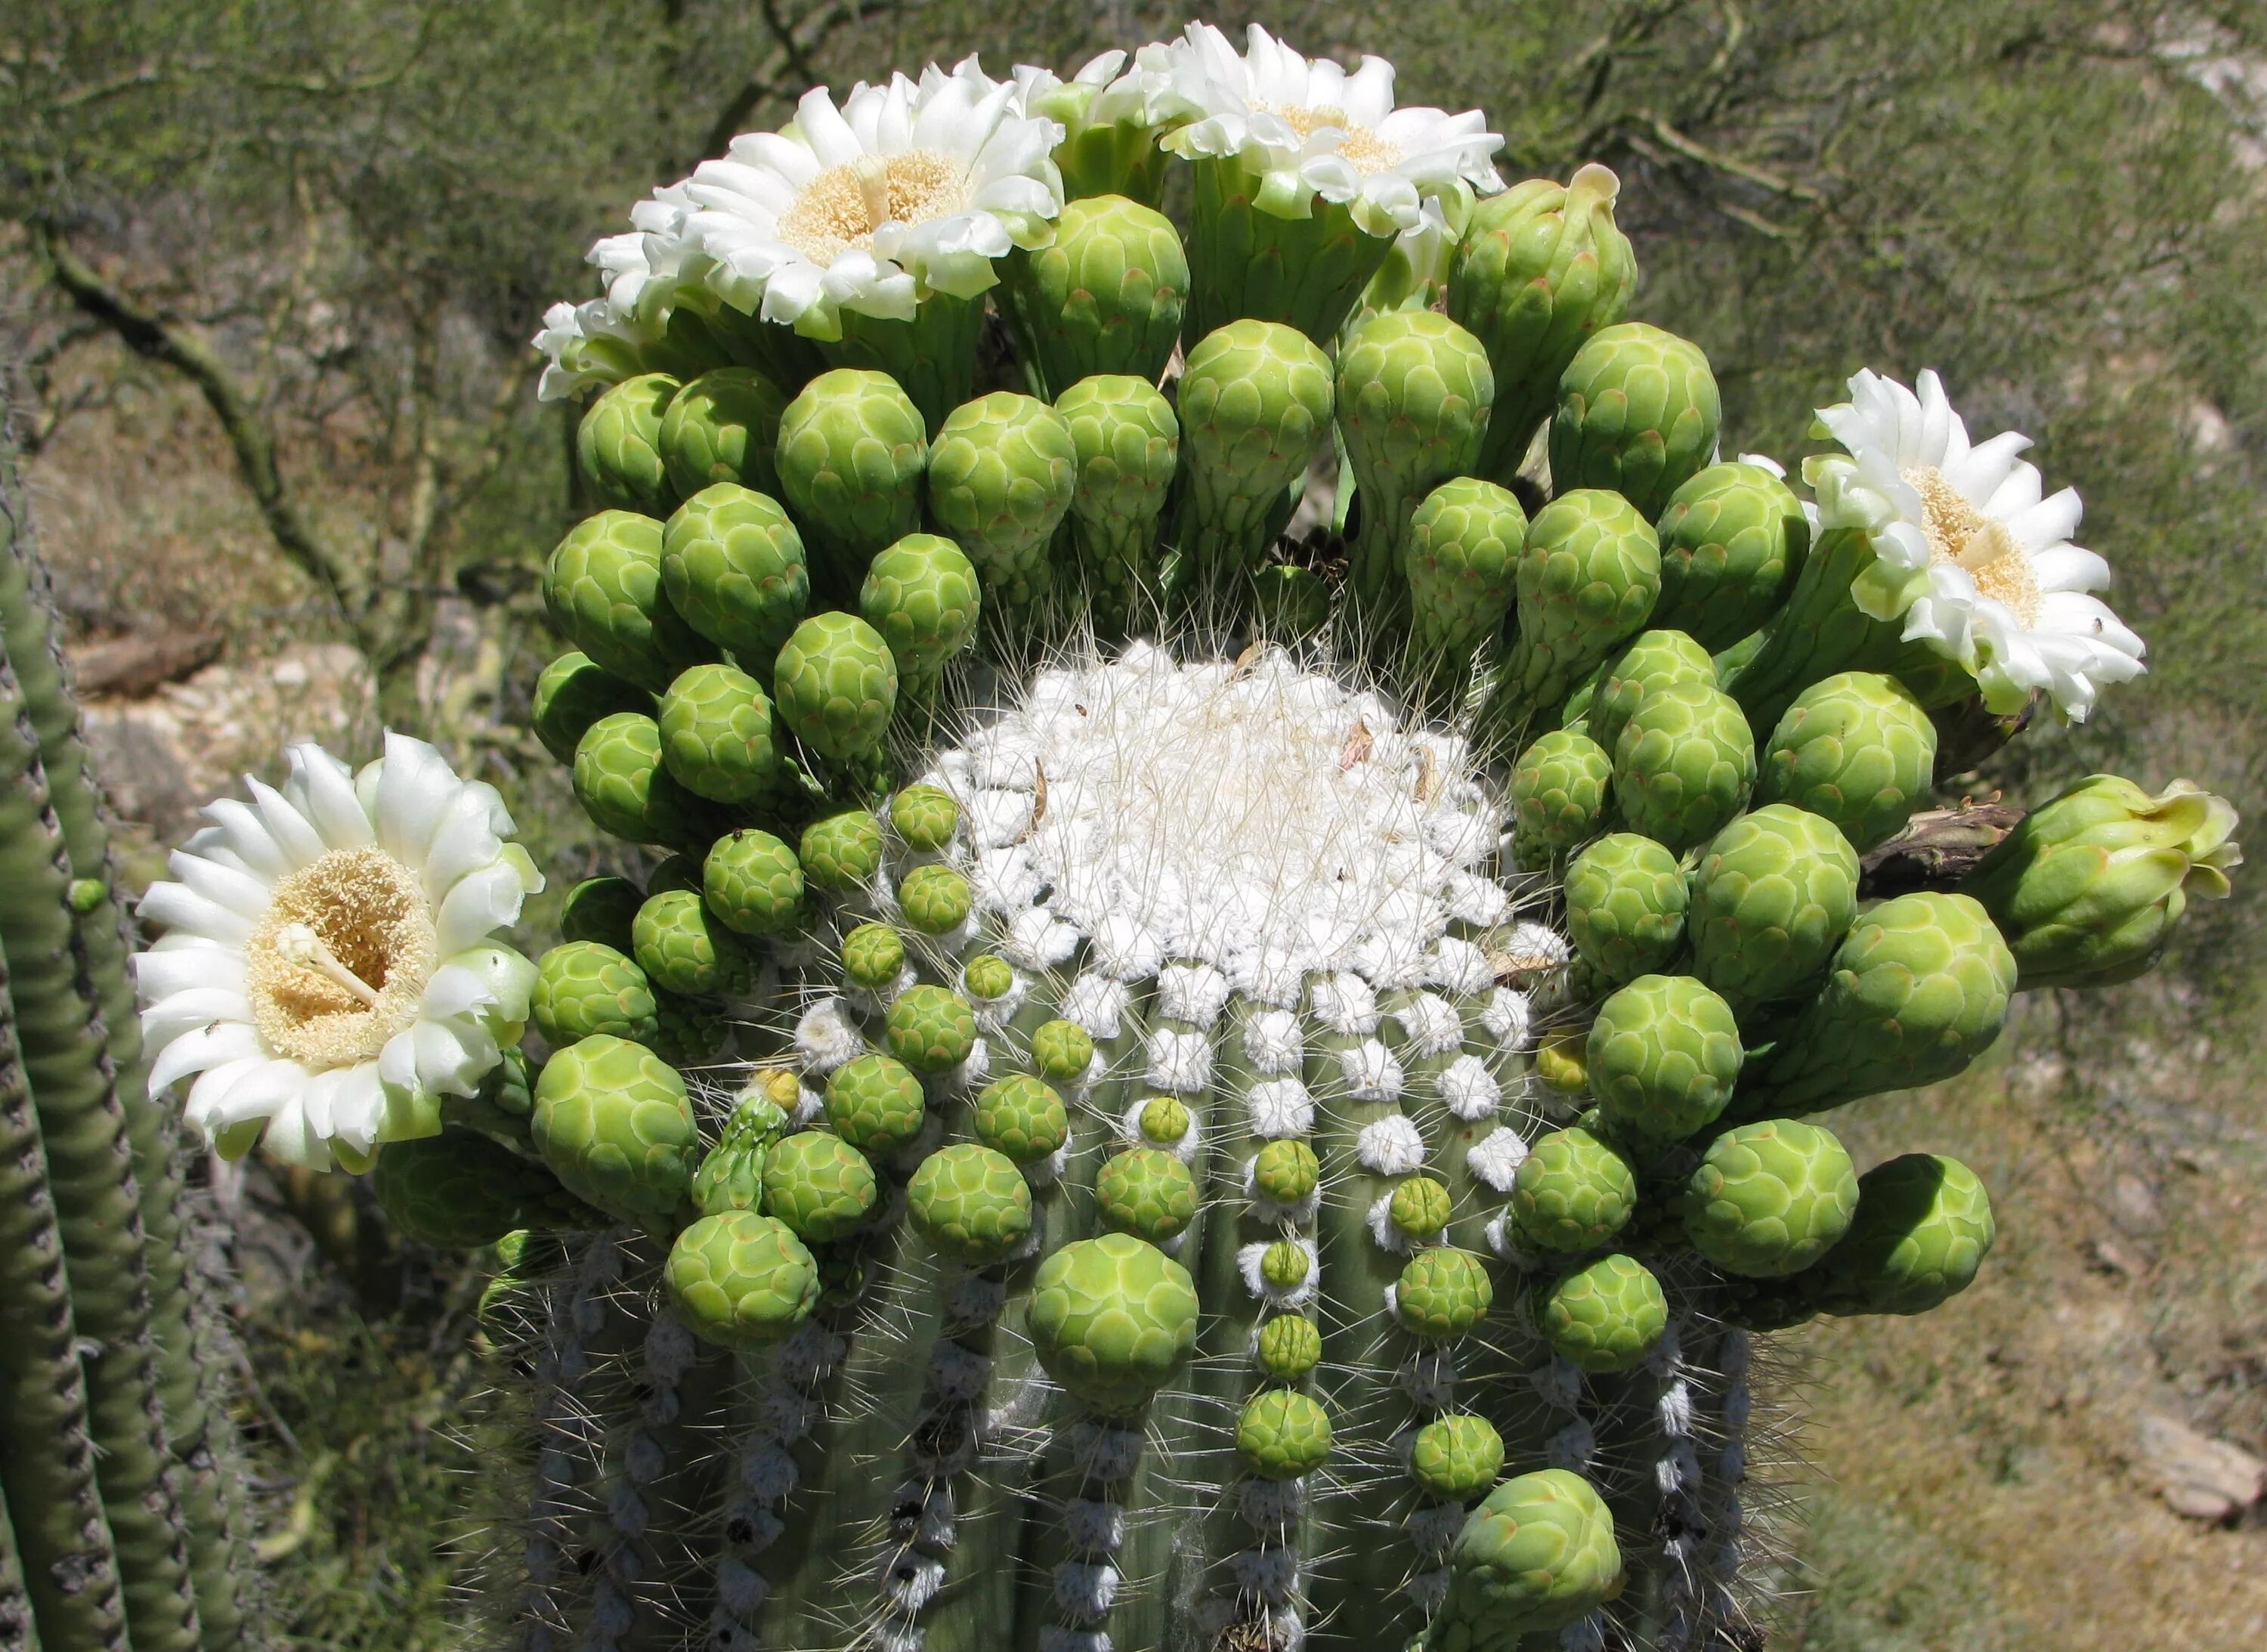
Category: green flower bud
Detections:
[
  {"x1": 1687, "y1": 804, "x2": 1861, "y2": 1013},
  {"x1": 1538, "y1": 1253, "x2": 1668, "y2": 1373},
  {"x1": 1590, "y1": 629, "x2": 1716, "y2": 764},
  {"x1": 1055, "y1": 374, "x2": 1180, "y2": 634},
  {"x1": 824, "y1": 1053, "x2": 927, "y2": 1156},
  {"x1": 774, "y1": 367, "x2": 927, "y2": 589},
  {"x1": 1390, "y1": 1174, "x2": 1454, "y2": 1240},
  {"x1": 1681, "y1": 1118, "x2": 1858, "y2": 1277},
  {"x1": 631, "y1": 889, "x2": 744, "y2": 998},
  {"x1": 1338, "y1": 309, "x2": 1495, "y2": 621},
  {"x1": 1260, "y1": 1239, "x2": 1311, "y2": 1291},
  {"x1": 761, "y1": 1131, "x2": 878, "y2": 1244},
  {"x1": 1740, "y1": 892, "x2": 2016, "y2": 1115},
  {"x1": 1430, "y1": 1468, "x2": 1625, "y2": 1644},
  {"x1": 1396, "y1": 1247, "x2": 1495, "y2": 1339},
  {"x1": 545, "y1": 509, "x2": 713, "y2": 692},
  {"x1": 799, "y1": 809, "x2": 885, "y2": 895},
  {"x1": 659, "y1": 367, "x2": 790, "y2": 500},
  {"x1": 1510, "y1": 729, "x2": 1615, "y2": 868},
  {"x1": 1510, "y1": 1127, "x2": 1637, "y2": 1254},
  {"x1": 1492, "y1": 489, "x2": 1662, "y2": 734},
  {"x1": 530, "y1": 1034, "x2": 699, "y2": 1225},
  {"x1": 962, "y1": 953, "x2": 1016, "y2": 1006},
  {"x1": 657, "y1": 662, "x2": 778, "y2": 806},
  {"x1": 1612, "y1": 679, "x2": 1756, "y2": 853},
  {"x1": 1533, "y1": 1029, "x2": 1591, "y2": 1096},
  {"x1": 557, "y1": 877, "x2": 643, "y2": 952},
  {"x1": 1096, "y1": 1147, "x2": 1198, "y2": 1243},
  {"x1": 1002, "y1": 193, "x2": 1189, "y2": 397},
  {"x1": 973, "y1": 1074, "x2": 1070, "y2": 1165},
  {"x1": 1251, "y1": 565, "x2": 1331, "y2": 640},
  {"x1": 665, "y1": 1211, "x2": 820, "y2": 1350},
  {"x1": 772, "y1": 611, "x2": 897, "y2": 765},
  {"x1": 1446, "y1": 164, "x2": 1637, "y2": 484},
  {"x1": 1031, "y1": 1019, "x2": 1095, "y2": 1083},
  {"x1": 690, "y1": 1086, "x2": 793, "y2": 1218},
  {"x1": 889, "y1": 783, "x2": 960, "y2": 851},
  {"x1": 660, "y1": 483, "x2": 809, "y2": 662},
  {"x1": 1251, "y1": 1138, "x2": 1320, "y2": 1205},
  {"x1": 1171, "y1": 320, "x2": 1335, "y2": 587},
  {"x1": 1254, "y1": 1314, "x2": 1322, "y2": 1381},
  {"x1": 840, "y1": 922, "x2": 907, "y2": 991},
  {"x1": 372, "y1": 1129, "x2": 596, "y2": 1249},
  {"x1": 530, "y1": 941, "x2": 659, "y2": 1048},
  {"x1": 1137, "y1": 1094, "x2": 1190, "y2": 1146},
  {"x1": 1963, "y1": 775, "x2": 2241, "y2": 989},
  {"x1": 1549, "y1": 323, "x2": 1721, "y2": 521},
  {"x1": 1410, "y1": 1415, "x2": 1506, "y2": 1504},
  {"x1": 908, "y1": 1143, "x2": 1035, "y2": 1265},
  {"x1": 1027, "y1": 1233, "x2": 1199, "y2": 1415},
  {"x1": 1180, "y1": 153, "x2": 1399, "y2": 348},
  {"x1": 926, "y1": 392, "x2": 1078, "y2": 618},
  {"x1": 1651, "y1": 459, "x2": 1810, "y2": 651},
  {"x1": 572, "y1": 712, "x2": 713, "y2": 848},
  {"x1": 577, "y1": 372, "x2": 679, "y2": 514},
  {"x1": 1404, "y1": 477, "x2": 1527, "y2": 665},
  {"x1": 858, "y1": 533, "x2": 981, "y2": 709},
  {"x1": 1236, "y1": 1389, "x2": 1335, "y2": 1481},
  {"x1": 1818, "y1": 1154, "x2": 1995, "y2": 1316},
  {"x1": 1565, "y1": 832, "x2": 1690, "y2": 983},
  {"x1": 1755, "y1": 672, "x2": 1938, "y2": 855},
  {"x1": 702, "y1": 828, "x2": 805, "y2": 936},
  {"x1": 1587, "y1": 974, "x2": 1742, "y2": 1146},
  {"x1": 533, "y1": 651, "x2": 651, "y2": 766},
  {"x1": 897, "y1": 863, "x2": 972, "y2": 936},
  {"x1": 883, "y1": 985, "x2": 976, "y2": 1075}
]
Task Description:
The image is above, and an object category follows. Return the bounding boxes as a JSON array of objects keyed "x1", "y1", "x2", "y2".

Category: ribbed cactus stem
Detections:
[
  {"x1": 515, "y1": 1231, "x2": 626, "y2": 1651},
  {"x1": 0, "y1": 1485, "x2": 36, "y2": 1652}
]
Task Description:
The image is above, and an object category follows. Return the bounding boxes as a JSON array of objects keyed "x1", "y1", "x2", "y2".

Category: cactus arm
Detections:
[
  {"x1": 0, "y1": 951, "x2": 129, "y2": 1652},
  {"x1": 0, "y1": 1478, "x2": 42, "y2": 1652}
]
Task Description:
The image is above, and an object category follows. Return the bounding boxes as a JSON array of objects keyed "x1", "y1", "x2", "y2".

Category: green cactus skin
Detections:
[
  {"x1": 888, "y1": 782, "x2": 960, "y2": 852},
  {"x1": 840, "y1": 921, "x2": 907, "y2": 991},
  {"x1": 1402, "y1": 476, "x2": 1527, "y2": 689},
  {"x1": 1446, "y1": 164, "x2": 1638, "y2": 485},
  {"x1": 772, "y1": 611, "x2": 898, "y2": 766},
  {"x1": 1410, "y1": 1413, "x2": 1507, "y2": 1504},
  {"x1": 772, "y1": 368, "x2": 928, "y2": 594},
  {"x1": 1025, "y1": 1232, "x2": 1200, "y2": 1416},
  {"x1": 1549, "y1": 322, "x2": 1722, "y2": 521},
  {"x1": 689, "y1": 1083, "x2": 793, "y2": 1217},
  {"x1": 971, "y1": 1072, "x2": 1069, "y2": 1164},
  {"x1": 1588, "y1": 974, "x2": 1743, "y2": 1146},
  {"x1": 665, "y1": 1211, "x2": 821, "y2": 1349},
  {"x1": 1687, "y1": 803, "x2": 1863, "y2": 1016},
  {"x1": 1055, "y1": 375, "x2": 1181, "y2": 638},
  {"x1": 659, "y1": 366, "x2": 791, "y2": 500},
  {"x1": 544, "y1": 508, "x2": 716, "y2": 692},
  {"x1": 702, "y1": 828, "x2": 806, "y2": 936},
  {"x1": 370, "y1": 1128, "x2": 596, "y2": 1248},
  {"x1": 798, "y1": 808, "x2": 885, "y2": 896},
  {"x1": 1487, "y1": 488, "x2": 1662, "y2": 740},
  {"x1": 1001, "y1": 193, "x2": 1189, "y2": 398},
  {"x1": 1819, "y1": 1153, "x2": 1996, "y2": 1315},
  {"x1": 1681, "y1": 1118, "x2": 1859, "y2": 1277},
  {"x1": 1510, "y1": 1126, "x2": 1639, "y2": 1254},
  {"x1": 882, "y1": 985, "x2": 977, "y2": 1075},
  {"x1": 553, "y1": 872, "x2": 640, "y2": 948},
  {"x1": 530, "y1": 1034, "x2": 699, "y2": 1227},
  {"x1": 1756, "y1": 671, "x2": 1938, "y2": 855},
  {"x1": 858, "y1": 534, "x2": 982, "y2": 717},
  {"x1": 659, "y1": 483, "x2": 811, "y2": 662},
  {"x1": 823, "y1": 1053, "x2": 927, "y2": 1155},
  {"x1": 657, "y1": 661, "x2": 778, "y2": 806},
  {"x1": 1508, "y1": 727, "x2": 1615, "y2": 868},
  {"x1": 1611, "y1": 679, "x2": 1758, "y2": 854},
  {"x1": 531, "y1": 940, "x2": 661, "y2": 1047},
  {"x1": 1336, "y1": 310, "x2": 1496, "y2": 629},
  {"x1": 1740, "y1": 891, "x2": 2018, "y2": 1116},
  {"x1": 1183, "y1": 155, "x2": 1398, "y2": 350},
  {"x1": 631, "y1": 889, "x2": 745, "y2": 998},
  {"x1": 1096, "y1": 1146, "x2": 1198, "y2": 1242},
  {"x1": 1650, "y1": 460, "x2": 1811, "y2": 651},
  {"x1": 1235, "y1": 1388, "x2": 1335, "y2": 1480},
  {"x1": 576, "y1": 371, "x2": 681, "y2": 514},
  {"x1": 532, "y1": 650, "x2": 651, "y2": 765},
  {"x1": 1566, "y1": 833, "x2": 1690, "y2": 983},
  {"x1": 759, "y1": 1130, "x2": 879, "y2": 1244},
  {"x1": 1422, "y1": 1468, "x2": 1626, "y2": 1647},
  {"x1": 1962, "y1": 774, "x2": 2241, "y2": 988},
  {"x1": 1168, "y1": 320, "x2": 1335, "y2": 596},
  {"x1": 1590, "y1": 627, "x2": 1718, "y2": 765},
  {"x1": 1539, "y1": 1253, "x2": 1670, "y2": 1373},
  {"x1": 925, "y1": 392, "x2": 1080, "y2": 621},
  {"x1": 571, "y1": 710, "x2": 716, "y2": 847},
  {"x1": 906, "y1": 1143, "x2": 1035, "y2": 1264},
  {"x1": 896, "y1": 862, "x2": 973, "y2": 936}
]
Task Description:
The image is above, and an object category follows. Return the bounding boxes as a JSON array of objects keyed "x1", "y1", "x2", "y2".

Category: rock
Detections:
[
  {"x1": 2107, "y1": 1171, "x2": 2164, "y2": 1236},
  {"x1": 2137, "y1": 1412, "x2": 2266, "y2": 1522}
]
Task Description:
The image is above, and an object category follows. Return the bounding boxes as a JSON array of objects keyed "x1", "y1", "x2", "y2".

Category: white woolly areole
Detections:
[
  {"x1": 1054, "y1": 1561, "x2": 1121, "y2": 1621},
  {"x1": 1070, "y1": 1422, "x2": 1144, "y2": 1483},
  {"x1": 717, "y1": 1558, "x2": 770, "y2": 1617},
  {"x1": 1430, "y1": 936, "x2": 1495, "y2": 997},
  {"x1": 1356, "y1": 1112, "x2": 1427, "y2": 1174},
  {"x1": 881, "y1": 1550, "x2": 948, "y2": 1612},
  {"x1": 1466, "y1": 1127, "x2": 1529, "y2": 1191},
  {"x1": 1310, "y1": 972, "x2": 1378, "y2": 1035},
  {"x1": 1145, "y1": 1028, "x2": 1215, "y2": 1095},
  {"x1": 1656, "y1": 1440, "x2": 1702, "y2": 1497},
  {"x1": 1444, "y1": 868, "x2": 1511, "y2": 929},
  {"x1": 1406, "y1": 1569, "x2": 1452, "y2": 1616},
  {"x1": 792, "y1": 1081, "x2": 826, "y2": 1126},
  {"x1": 938, "y1": 648, "x2": 1498, "y2": 979},
  {"x1": 1226, "y1": 945, "x2": 1307, "y2": 1007},
  {"x1": 1238, "y1": 1477, "x2": 1306, "y2": 1531},
  {"x1": 741, "y1": 1442, "x2": 800, "y2": 1504},
  {"x1": 1440, "y1": 1055, "x2": 1502, "y2": 1122},
  {"x1": 1239, "y1": 1237, "x2": 1320, "y2": 1307},
  {"x1": 926, "y1": 1341, "x2": 994, "y2": 1404},
  {"x1": 793, "y1": 998, "x2": 863, "y2": 1073},
  {"x1": 1157, "y1": 961, "x2": 1233, "y2": 1028},
  {"x1": 1004, "y1": 905, "x2": 1083, "y2": 970},
  {"x1": 1059, "y1": 973, "x2": 1130, "y2": 1040},
  {"x1": 1399, "y1": 1347, "x2": 1457, "y2": 1409},
  {"x1": 1063, "y1": 1499, "x2": 1127, "y2": 1555},
  {"x1": 720, "y1": 1496, "x2": 784, "y2": 1555},
  {"x1": 1530, "y1": 1357, "x2": 1583, "y2": 1412},
  {"x1": 973, "y1": 846, "x2": 1044, "y2": 914},
  {"x1": 967, "y1": 788, "x2": 1035, "y2": 848},
  {"x1": 1406, "y1": 1503, "x2": 1468, "y2": 1559},
  {"x1": 1366, "y1": 1193, "x2": 1417, "y2": 1254},
  {"x1": 1244, "y1": 1078, "x2": 1316, "y2": 1139},
  {"x1": 1502, "y1": 922, "x2": 1571, "y2": 969},
  {"x1": 1229, "y1": 1545, "x2": 1301, "y2": 1605},
  {"x1": 1480, "y1": 988, "x2": 1532, "y2": 1051},
  {"x1": 1243, "y1": 1009, "x2": 1304, "y2": 1075},
  {"x1": 774, "y1": 1320, "x2": 846, "y2": 1388},
  {"x1": 1394, "y1": 992, "x2": 1465, "y2": 1060},
  {"x1": 1723, "y1": 1385, "x2": 1755, "y2": 1434},
  {"x1": 945, "y1": 1273, "x2": 1008, "y2": 1326},
  {"x1": 626, "y1": 1428, "x2": 669, "y2": 1482},
  {"x1": 1547, "y1": 1418, "x2": 1597, "y2": 1471}
]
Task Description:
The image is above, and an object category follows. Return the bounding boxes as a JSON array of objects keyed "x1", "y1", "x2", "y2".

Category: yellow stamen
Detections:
[
  {"x1": 1262, "y1": 102, "x2": 1403, "y2": 173},
  {"x1": 244, "y1": 847, "x2": 435, "y2": 1071},
  {"x1": 775, "y1": 149, "x2": 969, "y2": 266},
  {"x1": 1904, "y1": 466, "x2": 2042, "y2": 627}
]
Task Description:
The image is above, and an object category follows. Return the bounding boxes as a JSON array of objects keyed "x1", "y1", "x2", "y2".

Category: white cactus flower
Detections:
[
  {"x1": 1150, "y1": 23, "x2": 1503, "y2": 234},
  {"x1": 134, "y1": 735, "x2": 543, "y2": 1171},
  {"x1": 1807, "y1": 367, "x2": 2147, "y2": 718}
]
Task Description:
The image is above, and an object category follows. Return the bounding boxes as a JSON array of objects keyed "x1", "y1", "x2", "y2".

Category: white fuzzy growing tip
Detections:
[{"x1": 1356, "y1": 1112, "x2": 1426, "y2": 1174}]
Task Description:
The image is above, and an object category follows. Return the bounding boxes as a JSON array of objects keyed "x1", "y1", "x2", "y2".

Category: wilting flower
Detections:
[
  {"x1": 135, "y1": 735, "x2": 543, "y2": 1171},
  {"x1": 1806, "y1": 368, "x2": 2146, "y2": 718}
]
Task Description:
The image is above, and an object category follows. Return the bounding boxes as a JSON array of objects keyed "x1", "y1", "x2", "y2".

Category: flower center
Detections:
[
  {"x1": 1263, "y1": 103, "x2": 1403, "y2": 174},
  {"x1": 243, "y1": 847, "x2": 436, "y2": 1072},
  {"x1": 775, "y1": 150, "x2": 969, "y2": 265},
  {"x1": 1904, "y1": 466, "x2": 2042, "y2": 627}
]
